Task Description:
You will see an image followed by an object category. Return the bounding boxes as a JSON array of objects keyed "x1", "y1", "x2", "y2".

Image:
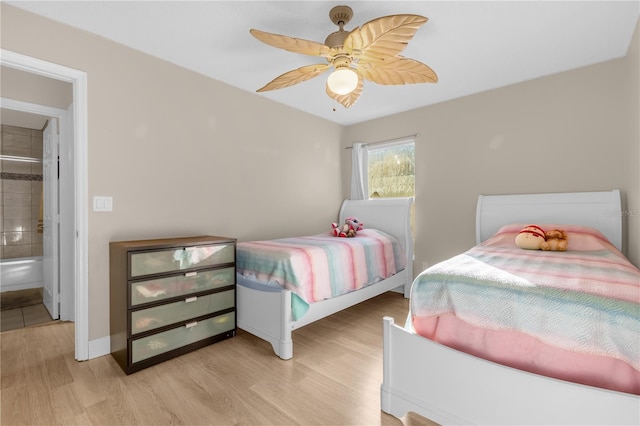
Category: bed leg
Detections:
[
  {"x1": 276, "y1": 290, "x2": 293, "y2": 360},
  {"x1": 380, "y1": 316, "x2": 394, "y2": 414},
  {"x1": 274, "y1": 340, "x2": 293, "y2": 360}
]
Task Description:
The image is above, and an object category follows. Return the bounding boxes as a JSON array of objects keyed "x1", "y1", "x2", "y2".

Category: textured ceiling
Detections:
[{"x1": 5, "y1": 1, "x2": 640, "y2": 126}]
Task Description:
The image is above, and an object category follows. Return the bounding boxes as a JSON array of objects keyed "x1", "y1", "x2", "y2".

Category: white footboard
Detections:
[
  {"x1": 381, "y1": 317, "x2": 640, "y2": 425},
  {"x1": 236, "y1": 284, "x2": 293, "y2": 360},
  {"x1": 237, "y1": 272, "x2": 408, "y2": 360}
]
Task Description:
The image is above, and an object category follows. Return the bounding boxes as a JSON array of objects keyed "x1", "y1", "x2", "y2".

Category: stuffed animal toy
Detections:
[
  {"x1": 540, "y1": 229, "x2": 568, "y2": 251},
  {"x1": 515, "y1": 225, "x2": 547, "y2": 250},
  {"x1": 345, "y1": 216, "x2": 364, "y2": 232},
  {"x1": 331, "y1": 216, "x2": 364, "y2": 238},
  {"x1": 331, "y1": 223, "x2": 355, "y2": 238}
]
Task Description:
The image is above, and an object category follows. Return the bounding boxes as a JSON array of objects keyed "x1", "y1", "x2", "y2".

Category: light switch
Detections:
[{"x1": 93, "y1": 196, "x2": 113, "y2": 212}]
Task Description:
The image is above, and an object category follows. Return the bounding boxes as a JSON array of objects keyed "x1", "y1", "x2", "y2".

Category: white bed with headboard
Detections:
[
  {"x1": 237, "y1": 197, "x2": 414, "y2": 360},
  {"x1": 381, "y1": 190, "x2": 640, "y2": 425}
]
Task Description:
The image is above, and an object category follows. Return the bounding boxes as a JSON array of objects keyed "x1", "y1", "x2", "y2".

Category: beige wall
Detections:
[
  {"x1": 344, "y1": 19, "x2": 640, "y2": 271},
  {"x1": 624, "y1": 20, "x2": 640, "y2": 268},
  {"x1": 1, "y1": 65, "x2": 73, "y2": 109},
  {"x1": 1, "y1": 5, "x2": 344, "y2": 341}
]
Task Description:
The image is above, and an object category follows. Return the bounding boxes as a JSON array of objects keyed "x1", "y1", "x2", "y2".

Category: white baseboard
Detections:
[{"x1": 87, "y1": 335, "x2": 110, "y2": 360}]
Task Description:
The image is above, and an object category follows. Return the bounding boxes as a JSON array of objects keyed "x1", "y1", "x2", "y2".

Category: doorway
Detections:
[
  {"x1": 1, "y1": 49, "x2": 89, "y2": 360},
  {"x1": 1, "y1": 108, "x2": 63, "y2": 321}
]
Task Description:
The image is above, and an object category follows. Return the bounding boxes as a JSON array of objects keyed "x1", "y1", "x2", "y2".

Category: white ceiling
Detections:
[{"x1": 6, "y1": 1, "x2": 640, "y2": 126}]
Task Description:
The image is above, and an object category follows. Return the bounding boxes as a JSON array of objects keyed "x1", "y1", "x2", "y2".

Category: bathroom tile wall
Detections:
[{"x1": 0, "y1": 124, "x2": 44, "y2": 260}]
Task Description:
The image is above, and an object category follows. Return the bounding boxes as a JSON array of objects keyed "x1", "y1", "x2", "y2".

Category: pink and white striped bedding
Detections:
[
  {"x1": 237, "y1": 229, "x2": 406, "y2": 320},
  {"x1": 411, "y1": 224, "x2": 640, "y2": 395}
]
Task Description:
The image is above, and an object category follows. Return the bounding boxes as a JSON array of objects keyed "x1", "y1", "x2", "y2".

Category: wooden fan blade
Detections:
[
  {"x1": 345, "y1": 15, "x2": 427, "y2": 62},
  {"x1": 257, "y1": 63, "x2": 330, "y2": 92},
  {"x1": 326, "y1": 73, "x2": 363, "y2": 109},
  {"x1": 357, "y1": 57, "x2": 438, "y2": 85},
  {"x1": 250, "y1": 29, "x2": 331, "y2": 57}
]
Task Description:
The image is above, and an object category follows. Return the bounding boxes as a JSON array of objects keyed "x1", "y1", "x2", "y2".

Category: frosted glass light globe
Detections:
[{"x1": 327, "y1": 68, "x2": 358, "y2": 95}]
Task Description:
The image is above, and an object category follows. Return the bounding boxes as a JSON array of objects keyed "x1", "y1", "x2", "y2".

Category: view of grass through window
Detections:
[{"x1": 367, "y1": 142, "x2": 415, "y2": 198}]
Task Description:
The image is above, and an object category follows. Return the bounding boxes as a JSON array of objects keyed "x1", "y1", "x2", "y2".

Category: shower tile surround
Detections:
[{"x1": 0, "y1": 125, "x2": 44, "y2": 260}]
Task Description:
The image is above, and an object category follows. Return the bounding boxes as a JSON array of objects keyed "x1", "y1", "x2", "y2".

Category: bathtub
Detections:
[{"x1": 0, "y1": 256, "x2": 44, "y2": 293}]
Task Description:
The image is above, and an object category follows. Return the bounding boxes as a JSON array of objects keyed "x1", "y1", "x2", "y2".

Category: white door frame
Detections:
[{"x1": 1, "y1": 49, "x2": 89, "y2": 361}]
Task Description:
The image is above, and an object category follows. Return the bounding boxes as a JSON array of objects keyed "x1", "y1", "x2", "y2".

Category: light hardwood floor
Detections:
[{"x1": 1, "y1": 292, "x2": 437, "y2": 426}]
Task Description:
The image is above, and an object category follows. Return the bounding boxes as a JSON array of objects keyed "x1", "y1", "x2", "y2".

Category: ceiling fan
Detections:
[{"x1": 250, "y1": 5, "x2": 438, "y2": 109}]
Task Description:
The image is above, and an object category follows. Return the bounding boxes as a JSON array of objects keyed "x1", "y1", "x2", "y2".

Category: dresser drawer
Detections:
[
  {"x1": 131, "y1": 290, "x2": 235, "y2": 335},
  {"x1": 131, "y1": 266, "x2": 234, "y2": 306},
  {"x1": 130, "y1": 243, "x2": 234, "y2": 278},
  {"x1": 131, "y1": 312, "x2": 235, "y2": 363}
]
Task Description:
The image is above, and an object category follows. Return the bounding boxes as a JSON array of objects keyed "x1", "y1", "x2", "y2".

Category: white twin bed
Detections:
[
  {"x1": 381, "y1": 190, "x2": 640, "y2": 425},
  {"x1": 236, "y1": 197, "x2": 414, "y2": 360}
]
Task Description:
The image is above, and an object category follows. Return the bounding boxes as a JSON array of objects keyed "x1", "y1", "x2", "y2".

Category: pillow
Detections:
[{"x1": 493, "y1": 223, "x2": 615, "y2": 251}]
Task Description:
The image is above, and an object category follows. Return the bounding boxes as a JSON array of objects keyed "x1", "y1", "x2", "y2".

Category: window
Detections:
[{"x1": 364, "y1": 139, "x2": 415, "y2": 199}]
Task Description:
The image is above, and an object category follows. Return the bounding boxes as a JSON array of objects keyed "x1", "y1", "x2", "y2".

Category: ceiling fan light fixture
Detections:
[
  {"x1": 327, "y1": 67, "x2": 358, "y2": 95},
  {"x1": 251, "y1": 5, "x2": 437, "y2": 109}
]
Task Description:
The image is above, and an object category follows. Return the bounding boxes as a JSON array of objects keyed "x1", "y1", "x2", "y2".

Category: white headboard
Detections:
[
  {"x1": 339, "y1": 197, "x2": 414, "y2": 282},
  {"x1": 476, "y1": 190, "x2": 622, "y2": 251}
]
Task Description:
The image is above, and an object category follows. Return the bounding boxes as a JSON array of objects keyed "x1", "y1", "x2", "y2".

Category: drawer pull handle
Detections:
[
  {"x1": 185, "y1": 296, "x2": 197, "y2": 303},
  {"x1": 185, "y1": 321, "x2": 198, "y2": 329},
  {"x1": 185, "y1": 271, "x2": 197, "y2": 278}
]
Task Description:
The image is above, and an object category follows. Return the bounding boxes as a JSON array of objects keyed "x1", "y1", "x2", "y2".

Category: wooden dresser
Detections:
[{"x1": 109, "y1": 235, "x2": 236, "y2": 374}]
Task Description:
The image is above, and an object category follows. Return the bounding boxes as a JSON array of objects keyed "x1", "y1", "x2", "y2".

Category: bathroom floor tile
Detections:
[
  {"x1": 1, "y1": 309, "x2": 25, "y2": 332},
  {"x1": 22, "y1": 304, "x2": 53, "y2": 327}
]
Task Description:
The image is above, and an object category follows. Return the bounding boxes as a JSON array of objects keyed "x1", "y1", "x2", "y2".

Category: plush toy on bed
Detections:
[
  {"x1": 515, "y1": 225, "x2": 568, "y2": 251},
  {"x1": 540, "y1": 229, "x2": 568, "y2": 251},
  {"x1": 515, "y1": 225, "x2": 547, "y2": 250},
  {"x1": 331, "y1": 222, "x2": 354, "y2": 238},
  {"x1": 331, "y1": 216, "x2": 364, "y2": 238}
]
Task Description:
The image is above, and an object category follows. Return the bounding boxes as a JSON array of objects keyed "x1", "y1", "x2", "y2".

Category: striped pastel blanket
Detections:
[
  {"x1": 411, "y1": 224, "x2": 640, "y2": 377},
  {"x1": 237, "y1": 229, "x2": 406, "y2": 319}
]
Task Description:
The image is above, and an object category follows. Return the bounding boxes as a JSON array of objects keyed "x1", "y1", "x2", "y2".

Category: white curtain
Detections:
[{"x1": 350, "y1": 142, "x2": 366, "y2": 200}]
